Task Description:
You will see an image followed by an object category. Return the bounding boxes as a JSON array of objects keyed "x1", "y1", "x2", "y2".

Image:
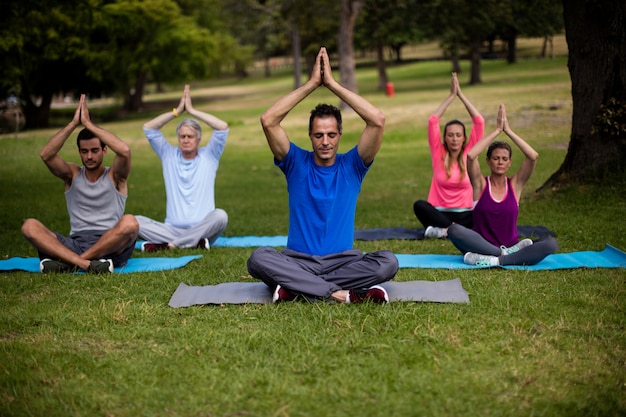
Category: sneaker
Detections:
[
  {"x1": 424, "y1": 226, "x2": 447, "y2": 239},
  {"x1": 501, "y1": 238, "x2": 533, "y2": 255},
  {"x1": 39, "y1": 258, "x2": 75, "y2": 273},
  {"x1": 88, "y1": 259, "x2": 114, "y2": 274},
  {"x1": 463, "y1": 252, "x2": 498, "y2": 267},
  {"x1": 141, "y1": 242, "x2": 169, "y2": 253},
  {"x1": 347, "y1": 285, "x2": 389, "y2": 304},
  {"x1": 272, "y1": 285, "x2": 297, "y2": 303},
  {"x1": 196, "y1": 238, "x2": 210, "y2": 250}
]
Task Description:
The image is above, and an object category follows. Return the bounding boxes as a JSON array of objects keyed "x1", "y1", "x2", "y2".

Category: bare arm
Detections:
[
  {"x1": 185, "y1": 89, "x2": 228, "y2": 131},
  {"x1": 467, "y1": 104, "x2": 506, "y2": 199},
  {"x1": 79, "y1": 95, "x2": 132, "y2": 187},
  {"x1": 40, "y1": 97, "x2": 82, "y2": 186},
  {"x1": 143, "y1": 86, "x2": 188, "y2": 130},
  {"x1": 259, "y1": 53, "x2": 322, "y2": 161},
  {"x1": 432, "y1": 73, "x2": 458, "y2": 118},
  {"x1": 502, "y1": 106, "x2": 538, "y2": 199},
  {"x1": 456, "y1": 74, "x2": 481, "y2": 118},
  {"x1": 320, "y1": 48, "x2": 385, "y2": 165}
]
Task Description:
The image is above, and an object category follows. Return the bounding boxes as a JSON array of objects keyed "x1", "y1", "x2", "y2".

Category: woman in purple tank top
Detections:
[{"x1": 447, "y1": 104, "x2": 558, "y2": 266}]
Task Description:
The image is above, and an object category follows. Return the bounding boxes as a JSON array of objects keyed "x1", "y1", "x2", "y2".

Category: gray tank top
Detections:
[{"x1": 65, "y1": 166, "x2": 126, "y2": 235}]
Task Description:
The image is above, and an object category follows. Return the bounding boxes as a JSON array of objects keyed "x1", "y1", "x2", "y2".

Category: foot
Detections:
[
  {"x1": 88, "y1": 259, "x2": 114, "y2": 274},
  {"x1": 463, "y1": 252, "x2": 498, "y2": 267},
  {"x1": 272, "y1": 285, "x2": 297, "y2": 303},
  {"x1": 347, "y1": 285, "x2": 389, "y2": 304},
  {"x1": 39, "y1": 258, "x2": 75, "y2": 273},
  {"x1": 141, "y1": 242, "x2": 170, "y2": 253},
  {"x1": 424, "y1": 226, "x2": 447, "y2": 239},
  {"x1": 501, "y1": 238, "x2": 533, "y2": 255}
]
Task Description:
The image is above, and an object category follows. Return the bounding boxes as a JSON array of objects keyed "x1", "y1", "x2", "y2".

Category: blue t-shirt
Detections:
[
  {"x1": 144, "y1": 127, "x2": 228, "y2": 228},
  {"x1": 277, "y1": 143, "x2": 370, "y2": 256}
]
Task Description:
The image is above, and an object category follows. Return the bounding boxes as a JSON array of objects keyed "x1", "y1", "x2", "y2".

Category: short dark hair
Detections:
[
  {"x1": 309, "y1": 104, "x2": 342, "y2": 134},
  {"x1": 487, "y1": 141, "x2": 512, "y2": 158},
  {"x1": 76, "y1": 128, "x2": 104, "y2": 148}
]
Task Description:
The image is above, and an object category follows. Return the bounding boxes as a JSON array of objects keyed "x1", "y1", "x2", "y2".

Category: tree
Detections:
[
  {"x1": 337, "y1": 0, "x2": 364, "y2": 108},
  {"x1": 540, "y1": 0, "x2": 626, "y2": 188}
]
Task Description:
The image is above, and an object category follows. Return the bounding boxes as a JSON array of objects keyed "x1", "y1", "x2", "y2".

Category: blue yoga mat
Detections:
[
  {"x1": 0, "y1": 255, "x2": 202, "y2": 274},
  {"x1": 396, "y1": 244, "x2": 626, "y2": 270},
  {"x1": 134, "y1": 225, "x2": 556, "y2": 250}
]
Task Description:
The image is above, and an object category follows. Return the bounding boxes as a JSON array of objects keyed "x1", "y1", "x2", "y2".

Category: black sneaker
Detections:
[
  {"x1": 196, "y1": 238, "x2": 210, "y2": 250},
  {"x1": 88, "y1": 259, "x2": 114, "y2": 274},
  {"x1": 348, "y1": 285, "x2": 389, "y2": 304},
  {"x1": 39, "y1": 258, "x2": 75, "y2": 273},
  {"x1": 141, "y1": 242, "x2": 170, "y2": 253}
]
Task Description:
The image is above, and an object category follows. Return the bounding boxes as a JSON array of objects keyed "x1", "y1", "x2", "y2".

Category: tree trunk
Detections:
[
  {"x1": 506, "y1": 35, "x2": 517, "y2": 63},
  {"x1": 291, "y1": 25, "x2": 302, "y2": 89},
  {"x1": 338, "y1": 0, "x2": 364, "y2": 108},
  {"x1": 124, "y1": 72, "x2": 146, "y2": 112},
  {"x1": 376, "y1": 42, "x2": 388, "y2": 90},
  {"x1": 22, "y1": 91, "x2": 52, "y2": 129},
  {"x1": 469, "y1": 39, "x2": 482, "y2": 85},
  {"x1": 539, "y1": 0, "x2": 626, "y2": 190}
]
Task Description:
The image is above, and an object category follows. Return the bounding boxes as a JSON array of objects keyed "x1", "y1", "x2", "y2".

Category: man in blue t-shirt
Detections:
[
  {"x1": 135, "y1": 85, "x2": 229, "y2": 252},
  {"x1": 247, "y1": 47, "x2": 399, "y2": 304}
]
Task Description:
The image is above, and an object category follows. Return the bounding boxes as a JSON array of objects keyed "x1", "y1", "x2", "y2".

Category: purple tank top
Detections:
[{"x1": 472, "y1": 176, "x2": 518, "y2": 247}]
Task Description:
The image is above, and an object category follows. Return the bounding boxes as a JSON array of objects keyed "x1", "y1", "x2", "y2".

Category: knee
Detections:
[
  {"x1": 544, "y1": 236, "x2": 559, "y2": 254},
  {"x1": 216, "y1": 208, "x2": 228, "y2": 227},
  {"x1": 119, "y1": 215, "x2": 140, "y2": 237},
  {"x1": 376, "y1": 250, "x2": 400, "y2": 279},
  {"x1": 447, "y1": 223, "x2": 462, "y2": 239},
  {"x1": 21, "y1": 218, "x2": 40, "y2": 238},
  {"x1": 413, "y1": 200, "x2": 428, "y2": 214},
  {"x1": 247, "y1": 246, "x2": 275, "y2": 273}
]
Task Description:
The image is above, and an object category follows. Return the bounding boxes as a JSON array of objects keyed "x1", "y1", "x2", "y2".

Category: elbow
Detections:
[{"x1": 371, "y1": 110, "x2": 385, "y2": 130}]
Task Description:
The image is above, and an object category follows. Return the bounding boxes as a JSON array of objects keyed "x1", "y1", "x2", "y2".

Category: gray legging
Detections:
[{"x1": 447, "y1": 223, "x2": 558, "y2": 266}]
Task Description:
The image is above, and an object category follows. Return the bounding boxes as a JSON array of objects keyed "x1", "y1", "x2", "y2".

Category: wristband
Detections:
[{"x1": 172, "y1": 108, "x2": 179, "y2": 117}]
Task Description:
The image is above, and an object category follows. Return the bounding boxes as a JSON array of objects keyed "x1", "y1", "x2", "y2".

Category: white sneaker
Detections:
[
  {"x1": 501, "y1": 238, "x2": 533, "y2": 255},
  {"x1": 424, "y1": 226, "x2": 447, "y2": 239},
  {"x1": 464, "y1": 252, "x2": 498, "y2": 267}
]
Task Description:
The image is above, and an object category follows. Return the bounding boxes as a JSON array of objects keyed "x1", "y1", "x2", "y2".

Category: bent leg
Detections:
[
  {"x1": 170, "y1": 209, "x2": 228, "y2": 248},
  {"x1": 136, "y1": 215, "x2": 180, "y2": 244},
  {"x1": 22, "y1": 218, "x2": 90, "y2": 270},
  {"x1": 321, "y1": 249, "x2": 399, "y2": 289},
  {"x1": 499, "y1": 237, "x2": 559, "y2": 266},
  {"x1": 447, "y1": 223, "x2": 501, "y2": 256},
  {"x1": 80, "y1": 214, "x2": 139, "y2": 266},
  {"x1": 413, "y1": 200, "x2": 452, "y2": 228}
]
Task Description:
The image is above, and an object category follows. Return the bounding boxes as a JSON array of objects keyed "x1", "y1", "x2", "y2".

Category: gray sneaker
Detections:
[
  {"x1": 88, "y1": 259, "x2": 114, "y2": 274},
  {"x1": 40, "y1": 258, "x2": 75, "y2": 273},
  {"x1": 424, "y1": 226, "x2": 447, "y2": 239},
  {"x1": 501, "y1": 238, "x2": 533, "y2": 255},
  {"x1": 463, "y1": 252, "x2": 498, "y2": 267}
]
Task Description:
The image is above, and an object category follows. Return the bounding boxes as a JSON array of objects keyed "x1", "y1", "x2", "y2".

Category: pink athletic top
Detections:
[
  {"x1": 472, "y1": 176, "x2": 519, "y2": 247},
  {"x1": 427, "y1": 114, "x2": 484, "y2": 210}
]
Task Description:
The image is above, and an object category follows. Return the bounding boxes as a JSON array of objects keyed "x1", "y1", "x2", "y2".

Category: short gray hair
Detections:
[{"x1": 176, "y1": 118, "x2": 202, "y2": 139}]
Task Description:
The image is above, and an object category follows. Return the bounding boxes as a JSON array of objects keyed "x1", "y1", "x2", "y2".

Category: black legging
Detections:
[
  {"x1": 413, "y1": 200, "x2": 473, "y2": 229},
  {"x1": 447, "y1": 223, "x2": 558, "y2": 265}
]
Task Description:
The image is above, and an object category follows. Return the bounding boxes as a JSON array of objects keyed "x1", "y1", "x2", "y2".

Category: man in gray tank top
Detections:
[{"x1": 21, "y1": 94, "x2": 139, "y2": 273}]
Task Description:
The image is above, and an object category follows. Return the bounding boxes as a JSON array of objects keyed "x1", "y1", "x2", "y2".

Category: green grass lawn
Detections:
[{"x1": 1, "y1": 39, "x2": 625, "y2": 416}]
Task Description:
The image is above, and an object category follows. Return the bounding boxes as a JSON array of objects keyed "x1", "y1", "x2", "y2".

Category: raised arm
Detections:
[
  {"x1": 502, "y1": 106, "x2": 538, "y2": 199},
  {"x1": 40, "y1": 97, "x2": 83, "y2": 186},
  {"x1": 467, "y1": 104, "x2": 506, "y2": 199},
  {"x1": 432, "y1": 73, "x2": 458, "y2": 118},
  {"x1": 184, "y1": 89, "x2": 228, "y2": 131},
  {"x1": 456, "y1": 74, "x2": 481, "y2": 118},
  {"x1": 79, "y1": 95, "x2": 132, "y2": 189},
  {"x1": 319, "y1": 47, "x2": 385, "y2": 165},
  {"x1": 143, "y1": 86, "x2": 188, "y2": 130},
  {"x1": 259, "y1": 51, "x2": 322, "y2": 161}
]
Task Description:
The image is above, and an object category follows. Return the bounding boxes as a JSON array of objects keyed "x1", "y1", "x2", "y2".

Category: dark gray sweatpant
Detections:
[{"x1": 247, "y1": 247, "x2": 399, "y2": 300}]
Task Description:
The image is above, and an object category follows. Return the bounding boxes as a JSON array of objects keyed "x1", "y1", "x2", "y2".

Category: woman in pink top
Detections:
[
  {"x1": 414, "y1": 73, "x2": 484, "y2": 239},
  {"x1": 447, "y1": 104, "x2": 558, "y2": 266}
]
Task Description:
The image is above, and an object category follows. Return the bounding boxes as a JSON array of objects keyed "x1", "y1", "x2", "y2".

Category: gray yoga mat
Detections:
[{"x1": 168, "y1": 278, "x2": 470, "y2": 307}]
